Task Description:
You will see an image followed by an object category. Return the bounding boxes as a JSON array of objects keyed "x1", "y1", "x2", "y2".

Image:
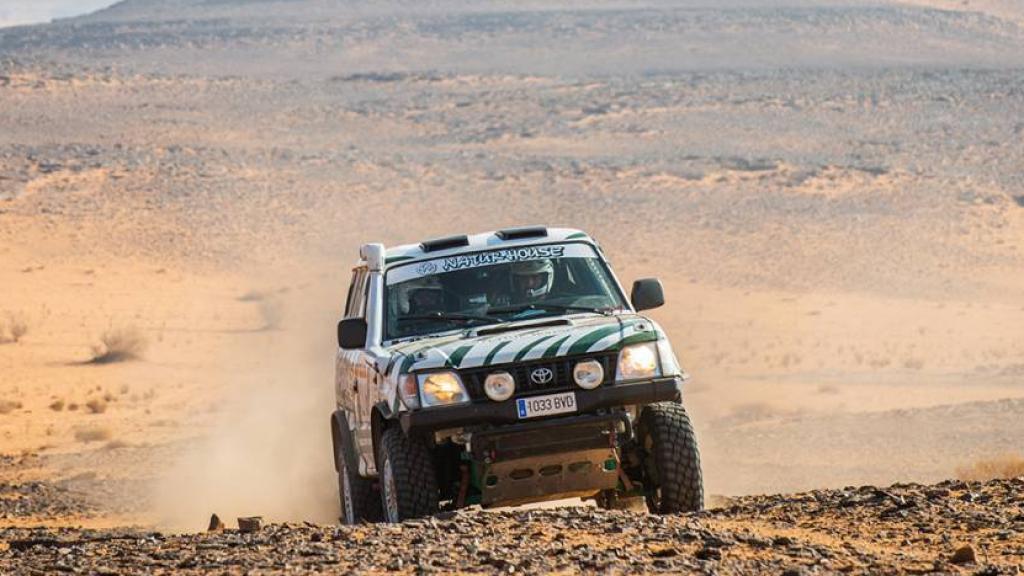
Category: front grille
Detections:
[{"x1": 460, "y1": 351, "x2": 618, "y2": 401}]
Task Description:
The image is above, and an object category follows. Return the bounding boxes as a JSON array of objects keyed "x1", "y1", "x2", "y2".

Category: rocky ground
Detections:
[{"x1": 2, "y1": 478, "x2": 1023, "y2": 574}]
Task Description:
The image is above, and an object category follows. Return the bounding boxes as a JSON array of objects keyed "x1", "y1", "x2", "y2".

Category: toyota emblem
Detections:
[{"x1": 530, "y1": 367, "x2": 554, "y2": 385}]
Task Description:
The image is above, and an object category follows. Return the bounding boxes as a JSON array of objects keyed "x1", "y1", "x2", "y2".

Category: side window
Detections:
[
  {"x1": 344, "y1": 269, "x2": 369, "y2": 319},
  {"x1": 344, "y1": 273, "x2": 359, "y2": 317}
]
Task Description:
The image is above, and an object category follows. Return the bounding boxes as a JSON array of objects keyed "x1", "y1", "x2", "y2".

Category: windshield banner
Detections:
[{"x1": 387, "y1": 243, "x2": 597, "y2": 285}]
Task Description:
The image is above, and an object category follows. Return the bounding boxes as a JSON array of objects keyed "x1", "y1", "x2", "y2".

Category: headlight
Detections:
[
  {"x1": 573, "y1": 360, "x2": 604, "y2": 390},
  {"x1": 484, "y1": 371, "x2": 515, "y2": 401},
  {"x1": 418, "y1": 371, "x2": 470, "y2": 407},
  {"x1": 616, "y1": 342, "x2": 661, "y2": 381}
]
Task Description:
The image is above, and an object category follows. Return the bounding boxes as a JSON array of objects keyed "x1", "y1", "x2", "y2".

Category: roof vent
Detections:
[
  {"x1": 420, "y1": 235, "x2": 470, "y2": 253},
  {"x1": 495, "y1": 226, "x2": 548, "y2": 241}
]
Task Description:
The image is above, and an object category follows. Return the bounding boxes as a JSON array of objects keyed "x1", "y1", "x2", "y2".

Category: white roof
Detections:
[{"x1": 380, "y1": 227, "x2": 594, "y2": 268}]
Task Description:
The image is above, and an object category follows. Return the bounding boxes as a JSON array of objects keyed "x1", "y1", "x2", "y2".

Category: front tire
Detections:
[
  {"x1": 336, "y1": 423, "x2": 381, "y2": 524},
  {"x1": 377, "y1": 427, "x2": 439, "y2": 523},
  {"x1": 638, "y1": 402, "x2": 704, "y2": 513}
]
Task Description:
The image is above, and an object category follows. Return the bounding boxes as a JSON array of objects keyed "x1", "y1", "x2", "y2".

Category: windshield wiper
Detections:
[
  {"x1": 488, "y1": 303, "x2": 608, "y2": 316},
  {"x1": 397, "y1": 312, "x2": 500, "y2": 325}
]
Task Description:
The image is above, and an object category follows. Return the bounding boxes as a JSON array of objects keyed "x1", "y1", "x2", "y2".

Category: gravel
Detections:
[
  {"x1": 0, "y1": 481, "x2": 97, "y2": 521},
  {"x1": 2, "y1": 478, "x2": 1022, "y2": 574}
]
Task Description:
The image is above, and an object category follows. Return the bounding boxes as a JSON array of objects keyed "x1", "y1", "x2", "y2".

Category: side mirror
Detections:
[
  {"x1": 631, "y1": 278, "x2": 665, "y2": 311},
  {"x1": 337, "y1": 318, "x2": 368, "y2": 349}
]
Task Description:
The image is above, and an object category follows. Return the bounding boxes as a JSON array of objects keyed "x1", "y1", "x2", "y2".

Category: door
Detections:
[{"x1": 336, "y1": 268, "x2": 369, "y2": 419}]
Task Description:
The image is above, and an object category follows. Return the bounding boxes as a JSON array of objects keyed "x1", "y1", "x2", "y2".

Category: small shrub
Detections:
[
  {"x1": 68, "y1": 402, "x2": 79, "y2": 411},
  {"x1": 74, "y1": 427, "x2": 112, "y2": 443},
  {"x1": 8, "y1": 315, "x2": 27, "y2": 342},
  {"x1": 49, "y1": 399, "x2": 65, "y2": 411},
  {"x1": 903, "y1": 358, "x2": 925, "y2": 370},
  {"x1": 0, "y1": 313, "x2": 28, "y2": 344},
  {"x1": 0, "y1": 400, "x2": 23, "y2": 414},
  {"x1": 85, "y1": 398, "x2": 107, "y2": 414},
  {"x1": 90, "y1": 327, "x2": 148, "y2": 363},
  {"x1": 237, "y1": 290, "x2": 265, "y2": 302},
  {"x1": 957, "y1": 454, "x2": 1024, "y2": 482}
]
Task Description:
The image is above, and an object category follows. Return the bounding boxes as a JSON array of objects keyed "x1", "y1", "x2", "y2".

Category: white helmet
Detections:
[
  {"x1": 511, "y1": 259, "x2": 554, "y2": 300},
  {"x1": 404, "y1": 277, "x2": 444, "y2": 314}
]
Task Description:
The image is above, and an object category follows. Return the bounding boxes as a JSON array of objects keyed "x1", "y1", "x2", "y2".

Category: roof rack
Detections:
[
  {"x1": 495, "y1": 226, "x2": 548, "y2": 241},
  {"x1": 420, "y1": 234, "x2": 470, "y2": 253}
]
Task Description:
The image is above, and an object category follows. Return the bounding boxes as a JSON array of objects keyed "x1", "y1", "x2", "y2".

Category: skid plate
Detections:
[{"x1": 480, "y1": 448, "x2": 619, "y2": 507}]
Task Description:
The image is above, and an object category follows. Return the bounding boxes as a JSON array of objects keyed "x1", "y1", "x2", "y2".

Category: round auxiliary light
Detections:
[
  {"x1": 484, "y1": 371, "x2": 516, "y2": 402},
  {"x1": 573, "y1": 360, "x2": 604, "y2": 390}
]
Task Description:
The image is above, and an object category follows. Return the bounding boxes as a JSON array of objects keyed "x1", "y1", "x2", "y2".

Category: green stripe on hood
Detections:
[
  {"x1": 445, "y1": 345, "x2": 474, "y2": 368},
  {"x1": 567, "y1": 324, "x2": 622, "y2": 356},
  {"x1": 483, "y1": 340, "x2": 513, "y2": 366},
  {"x1": 619, "y1": 331, "x2": 659, "y2": 348},
  {"x1": 512, "y1": 334, "x2": 556, "y2": 363},
  {"x1": 541, "y1": 334, "x2": 573, "y2": 359},
  {"x1": 398, "y1": 354, "x2": 417, "y2": 374}
]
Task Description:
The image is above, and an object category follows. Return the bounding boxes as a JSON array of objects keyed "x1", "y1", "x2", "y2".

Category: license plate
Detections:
[{"x1": 516, "y1": 391, "x2": 577, "y2": 419}]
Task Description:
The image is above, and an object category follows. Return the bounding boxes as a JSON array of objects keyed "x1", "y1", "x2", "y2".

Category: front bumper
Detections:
[{"x1": 399, "y1": 375, "x2": 683, "y2": 434}]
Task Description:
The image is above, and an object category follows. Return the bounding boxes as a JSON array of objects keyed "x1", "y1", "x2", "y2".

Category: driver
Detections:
[
  {"x1": 510, "y1": 259, "x2": 554, "y2": 304},
  {"x1": 407, "y1": 279, "x2": 445, "y2": 315}
]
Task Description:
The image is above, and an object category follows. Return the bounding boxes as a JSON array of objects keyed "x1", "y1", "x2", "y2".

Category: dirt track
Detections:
[{"x1": 3, "y1": 478, "x2": 1023, "y2": 574}]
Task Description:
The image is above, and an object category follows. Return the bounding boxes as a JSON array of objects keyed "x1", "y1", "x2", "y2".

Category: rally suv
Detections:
[{"x1": 331, "y1": 226, "x2": 702, "y2": 523}]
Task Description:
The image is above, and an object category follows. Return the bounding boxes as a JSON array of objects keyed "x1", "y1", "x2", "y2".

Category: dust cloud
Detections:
[{"x1": 152, "y1": 279, "x2": 342, "y2": 531}]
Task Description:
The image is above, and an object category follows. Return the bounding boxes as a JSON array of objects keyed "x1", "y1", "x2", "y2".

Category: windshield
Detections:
[{"x1": 385, "y1": 243, "x2": 625, "y2": 340}]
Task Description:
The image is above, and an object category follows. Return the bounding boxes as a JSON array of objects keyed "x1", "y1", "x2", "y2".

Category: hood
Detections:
[{"x1": 386, "y1": 313, "x2": 660, "y2": 375}]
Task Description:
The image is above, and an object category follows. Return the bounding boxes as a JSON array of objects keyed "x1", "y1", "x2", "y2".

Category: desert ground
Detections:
[{"x1": 2, "y1": 0, "x2": 1024, "y2": 572}]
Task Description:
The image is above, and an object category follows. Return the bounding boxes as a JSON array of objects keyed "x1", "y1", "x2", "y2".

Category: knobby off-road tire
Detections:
[
  {"x1": 377, "y1": 427, "x2": 439, "y2": 523},
  {"x1": 336, "y1": 424, "x2": 382, "y2": 524},
  {"x1": 638, "y1": 401, "x2": 704, "y2": 514}
]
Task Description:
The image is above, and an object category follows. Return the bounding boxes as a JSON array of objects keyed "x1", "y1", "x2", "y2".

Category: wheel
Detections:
[
  {"x1": 377, "y1": 427, "x2": 439, "y2": 523},
  {"x1": 335, "y1": 422, "x2": 381, "y2": 524},
  {"x1": 638, "y1": 402, "x2": 704, "y2": 513}
]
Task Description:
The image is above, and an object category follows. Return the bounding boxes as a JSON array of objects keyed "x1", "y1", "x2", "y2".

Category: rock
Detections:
[
  {"x1": 772, "y1": 536, "x2": 794, "y2": 547},
  {"x1": 649, "y1": 546, "x2": 679, "y2": 558},
  {"x1": 237, "y1": 516, "x2": 263, "y2": 533},
  {"x1": 207, "y1": 513, "x2": 224, "y2": 532},
  {"x1": 695, "y1": 546, "x2": 721, "y2": 560},
  {"x1": 950, "y1": 544, "x2": 976, "y2": 565}
]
